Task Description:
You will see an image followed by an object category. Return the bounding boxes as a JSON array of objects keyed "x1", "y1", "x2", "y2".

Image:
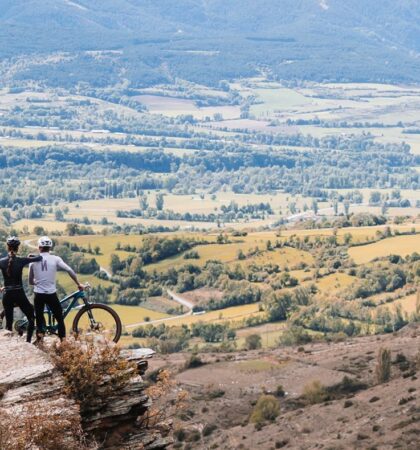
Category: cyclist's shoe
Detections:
[
  {"x1": 33, "y1": 334, "x2": 46, "y2": 349},
  {"x1": 34, "y1": 332, "x2": 45, "y2": 342}
]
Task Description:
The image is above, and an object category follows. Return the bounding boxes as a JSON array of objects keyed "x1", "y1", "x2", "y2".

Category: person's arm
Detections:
[
  {"x1": 22, "y1": 255, "x2": 42, "y2": 266},
  {"x1": 29, "y1": 264, "x2": 35, "y2": 286},
  {"x1": 57, "y1": 257, "x2": 84, "y2": 291}
]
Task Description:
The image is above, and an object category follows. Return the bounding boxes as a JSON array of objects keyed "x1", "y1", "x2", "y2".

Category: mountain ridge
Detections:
[{"x1": 0, "y1": 0, "x2": 419, "y2": 87}]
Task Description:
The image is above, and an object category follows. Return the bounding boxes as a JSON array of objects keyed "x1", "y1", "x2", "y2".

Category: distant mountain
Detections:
[{"x1": 0, "y1": 0, "x2": 419, "y2": 87}]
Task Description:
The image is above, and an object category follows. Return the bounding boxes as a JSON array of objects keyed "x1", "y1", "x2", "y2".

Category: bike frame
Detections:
[{"x1": 42, "y1": 290, "x2": 87, "y2": 334}]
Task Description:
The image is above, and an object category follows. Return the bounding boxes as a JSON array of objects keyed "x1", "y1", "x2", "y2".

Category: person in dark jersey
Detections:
[{"x1": 0, "y1": 236, "x2": 42, "y2": 342}]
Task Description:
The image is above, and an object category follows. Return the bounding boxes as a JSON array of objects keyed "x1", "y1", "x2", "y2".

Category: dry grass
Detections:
[{"x1": 0, "y1": 402, "x2": 91, "y2": 450}]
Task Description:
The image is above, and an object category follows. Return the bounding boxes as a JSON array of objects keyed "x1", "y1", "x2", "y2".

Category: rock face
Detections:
[{"x1": 0, "y1": 332, "x2": 171, "y2": 449}]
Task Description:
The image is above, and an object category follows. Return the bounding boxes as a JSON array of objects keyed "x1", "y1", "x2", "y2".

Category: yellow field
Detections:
[
  {"x1": 13, "y1": 219, "x2": 105, "y2": 234},
  {"x1": 315, "y1": 273, "x2": 357, "y2": 298},
  {"x1": 348, "y1": 234, "x2": 420, "y2": 264},
  {"x1": 244, "y1": 247, "x2": 314, "y2": 269},
  {"x1": 235, "y1": 321, "x2": 287, "y2": 348},
  {"x1": 66, "y1": 304, "x2": 169, "y2": 329},
  {"x1": 393, "y1": 293, "x2": 419, "y2": 316},
  {"x1": 145, "y1": 241, "x2": 253, "y2": 272},
  {"x1": 289, "y1": 269, "x2": 314, "y2": 282},
  {"x1": 281, "y1": 224, "x2": 420, "y2": 244},
  {"x1": 160, "y1": 303, "x2": 263, "y2": 328}
]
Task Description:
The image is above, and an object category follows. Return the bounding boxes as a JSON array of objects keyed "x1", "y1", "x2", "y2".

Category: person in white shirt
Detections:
[{"x1": 29, "y1": 236, "x2": 83, "y2": 341}]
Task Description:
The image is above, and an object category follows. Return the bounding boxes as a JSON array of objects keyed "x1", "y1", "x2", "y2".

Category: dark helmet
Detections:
[{"x1": 6, "y1": 236, "x2": 20, "y2": 247}]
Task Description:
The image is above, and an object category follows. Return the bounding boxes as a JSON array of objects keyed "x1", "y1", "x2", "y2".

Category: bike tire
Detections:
[
  {"x1": 14, "y1": 319, "x2": 27, "y2": 336},
  {"x1": 72, "y1": 303, "x2": 122, "y2": 343}
]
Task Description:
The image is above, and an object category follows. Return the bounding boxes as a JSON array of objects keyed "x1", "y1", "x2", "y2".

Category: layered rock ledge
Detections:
[{"x1": 0, "y1": 333, "x2": 170, "y2": 449}]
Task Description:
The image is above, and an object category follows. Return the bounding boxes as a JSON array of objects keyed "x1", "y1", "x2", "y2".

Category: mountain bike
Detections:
[{"x1": 13, "y1": 283, "x2": 122, "y2": 343}]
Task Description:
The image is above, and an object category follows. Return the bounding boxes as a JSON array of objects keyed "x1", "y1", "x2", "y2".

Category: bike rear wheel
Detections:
[
  {"x1": 14, "y1": 319, "x2": 27, "y2": 336},
  {"x1": 72, "y1": 304, "x2": 122, "y2": 343}
]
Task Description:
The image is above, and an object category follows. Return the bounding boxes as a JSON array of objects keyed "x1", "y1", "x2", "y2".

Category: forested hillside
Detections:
[{"x1": 0, "y1": 0, "x2": 419, "y2": 86}]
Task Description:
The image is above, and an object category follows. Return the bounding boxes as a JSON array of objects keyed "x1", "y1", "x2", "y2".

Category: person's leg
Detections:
[
  {"x1": 2, "y1": 293, "x2": 14, "y2": 332},
  {"x1": 15, "y1": 292, "x2": 35, "y2": 343},
  {"x1": 46, "y1": 294, "x2": 66, "y2": 340},
  {"x1": 34, "y1": 293, "x2": 46, "y2": 339}
]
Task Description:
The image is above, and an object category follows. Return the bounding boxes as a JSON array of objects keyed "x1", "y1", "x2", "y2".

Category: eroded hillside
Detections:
[{"x1": 150, "y1": 324, "x2": 420, "y2": 449}]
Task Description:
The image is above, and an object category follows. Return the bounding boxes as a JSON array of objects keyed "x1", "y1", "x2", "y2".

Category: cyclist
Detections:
[
  {"x1": 29, "y1": 236, "x2": 84, "y2": 341},
  {"x1": 0, "y1": 236, "x2": 42, "y2": 342}
]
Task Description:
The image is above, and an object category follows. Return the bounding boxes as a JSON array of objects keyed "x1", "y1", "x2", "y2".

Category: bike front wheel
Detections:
[{"x1": 72, "y1": 304, "x2": 122, "y2": 343}]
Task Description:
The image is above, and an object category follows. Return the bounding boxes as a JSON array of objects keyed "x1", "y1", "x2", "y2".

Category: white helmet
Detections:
[{"x1": 38, "y1": 236, "x2": 53, "y2": 248}]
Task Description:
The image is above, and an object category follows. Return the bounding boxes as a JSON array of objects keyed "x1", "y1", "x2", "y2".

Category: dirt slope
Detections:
[{"x1": 150, "y1": 324, "x2": 420, "y2": 449}]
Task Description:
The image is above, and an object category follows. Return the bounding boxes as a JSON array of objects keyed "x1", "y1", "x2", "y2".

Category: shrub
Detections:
[
  {"x1": 250, "y1": 395, "x2": 280, "y2": 425},
  {"x1": 184, "y1": 354, "x2": 205, "y2": 369},
  {"x1": 151, "y1": 338, "x2": 187, "y2": 354},
  {"x1": 278, "y1": 326, "x2": 312, "y2": 346},
  {"x1": 275, "y1": 385, "x2": 285, "y2": 397},
  {"x1": 207, "y1": 389, "x2": 225, "y2": 399},
  {"x1": 394, "y1": 352, "x2": 407, "y2": 364},
  {"x1": 302, "y1": 380, "x2": 327, "y2": 404},
  {"x1": 375, "y1": 347, "x2": 391, "y2": 384},
  {"x1": 202, "y1": 423, "x2": 217, "y2": 437},
  {"x1": 184, "y1": 250, "x2": 200, "y2": 260},
  {"x1": 186, "y1": 429, "x2": 201, "y2": 442},
  {"x1": 244, "y1": 333, "x2": 262, "y2": 350},
  {"x1": 49, "y1": 337, "x2": 135, "y2": 413},
  {"x1": 174, "y1": 427, "x2": 186, "y2": 442}
]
